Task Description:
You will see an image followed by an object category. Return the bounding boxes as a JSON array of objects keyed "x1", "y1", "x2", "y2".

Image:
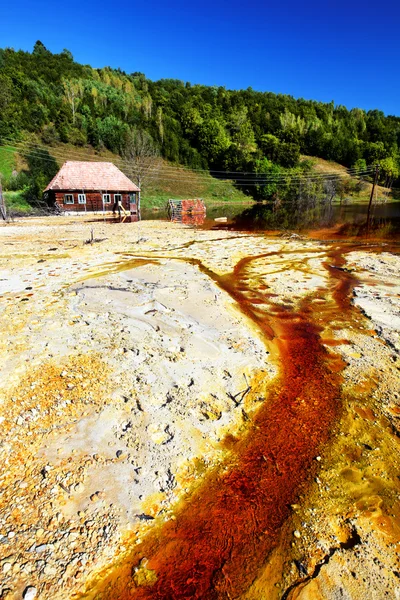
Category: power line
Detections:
[
  {"x1": 0, "y1": 136, "x2": 373, "y2": 180},
  {"x1": 0, "y1": 142, "x2": 375, "y2": 188},
  {"x1": 0, "y1": 146, "x2": 374, "y2": 188},
  {"x1": 0, "y1": 136, "x2": 374, "y2": 179},
  {"x1": 0, "y1": 147, "x2": 373, "y2": 187}
]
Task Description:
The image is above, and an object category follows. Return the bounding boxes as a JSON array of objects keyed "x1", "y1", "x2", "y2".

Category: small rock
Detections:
[
  {"x1": 40, "y1": 466, "x2": 50, "y2": 478},
  {"x1": 60, "y1": 371, "x2": 68, "y2": 378},
  {"x1": 116, "y1": 450, "x2": 123, "y2": 458},
  {"x1": 74, "y1": 483, "x2": 84, "y2": 493},
  {"x1": 293, "y1": 530, "x2": 301, "y2": 539},
  {"x1": 295, "y1": 559, "x2": 308, "y2": 577},
  {"x1": 90, "y1": 491, "x2": 105, "y2": 502},
  {"x1": 16, "y1": 416, "x2": 24, "y2": 426},
  {"x1": 23, "y1": 587, "x2": 37, "y2": 600},
  {"x1": 43, "y1": 563, "x2": 57, "y2": 576},
  {"x1": 22, "y1": 562, "x2": 32, "y2": 574},
  {"x1": 35, "y1": 543, "x2": 54, "y2": 553},
  {"x1": 7, "y1": 531, "x2": 15, "y2": 539},
  {"x1": 2, "y1": 562, "x2": 12, "y2": 574}
]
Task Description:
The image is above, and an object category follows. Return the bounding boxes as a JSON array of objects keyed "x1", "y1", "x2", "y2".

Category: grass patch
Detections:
[
  {"x1": 142, "y1": 174, "x2": 250, "y2": 210},
  {"x1": 142, "y1": 190, "x2": 250, "y2": 210},
  {"x1": 0, "y1": 146, "x2": 16, "y2": 181},
  {"x1": 3, "y1": 190, "x2": 37, "y2": 215},
  {"x1": 302, "y1": 154, "x2": 395, "y2": 204}
]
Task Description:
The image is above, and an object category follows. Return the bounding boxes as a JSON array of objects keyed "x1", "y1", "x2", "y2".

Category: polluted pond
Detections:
[{"x1": 0, "y1": 216, "x2": 399, "y2": 600}]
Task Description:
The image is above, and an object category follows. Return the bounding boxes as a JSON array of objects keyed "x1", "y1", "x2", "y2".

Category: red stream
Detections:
[{"x1": 92, "y1": 245, "x2": 360, "y2": 600}]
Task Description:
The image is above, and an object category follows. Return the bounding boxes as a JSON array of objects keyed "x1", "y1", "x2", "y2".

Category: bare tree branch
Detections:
[{"x1": 122, "y1": 129, "x2": 161, "y2": 188}]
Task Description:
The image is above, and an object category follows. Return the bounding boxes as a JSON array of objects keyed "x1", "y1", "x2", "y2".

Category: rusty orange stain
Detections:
[{"x1": 83, "y1": 245, "x2": 366, "y2": 600}]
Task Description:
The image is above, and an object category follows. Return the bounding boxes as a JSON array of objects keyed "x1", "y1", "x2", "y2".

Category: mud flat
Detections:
[{"x1": 0, "y1": 216, "x2": 399, "y2": 600}]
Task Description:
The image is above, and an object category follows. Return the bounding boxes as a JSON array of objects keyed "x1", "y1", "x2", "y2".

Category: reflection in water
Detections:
[
  {"x1": 179, "y1": 213, "x2": 207, "y2": 226},
  {"x1": 141, "y1": 203, "x2": 253, "y2": 224},
  {"x1": 231, "y1": 201, "x2": 400, "y2": 234},
  {"x1": 168, "y1": 199, "x2": 207, "y2": 226},
  {"x1": 141, "y1": 201, "x2": 400, "y2": 236}
]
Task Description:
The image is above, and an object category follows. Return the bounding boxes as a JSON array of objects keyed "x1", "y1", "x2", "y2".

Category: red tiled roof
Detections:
[{"x1": 44, "y1": 161, "x2": 140, "y2": 192}]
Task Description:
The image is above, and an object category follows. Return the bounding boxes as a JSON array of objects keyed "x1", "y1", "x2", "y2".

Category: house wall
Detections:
[{"x1": 53, "y1": 191, "x2": 138, "y2": 217}]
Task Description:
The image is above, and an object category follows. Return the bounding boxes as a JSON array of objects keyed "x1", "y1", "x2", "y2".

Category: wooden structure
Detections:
[
  {"x1": 43, "y1": 161, "x2": 140, "y2": 220},
  {"x1": 167, "y1": 199, "x2": 206, "y2": 225}
]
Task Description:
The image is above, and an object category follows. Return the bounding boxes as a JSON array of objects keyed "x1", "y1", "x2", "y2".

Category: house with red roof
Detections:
[{"x1": 44, "y1": 161, "x2": 140, "y2": 219}]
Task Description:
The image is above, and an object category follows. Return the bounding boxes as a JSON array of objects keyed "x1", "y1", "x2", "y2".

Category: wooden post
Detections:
[
  {"x1": 366, "y1": 165, "x2": 380, "y2": 233},
  {"x1": 0, "y1": 179, "x2": 6, "y2": 220},
  {"x1": 137, "y1": 176, "x2": 141, "y2": 221}
]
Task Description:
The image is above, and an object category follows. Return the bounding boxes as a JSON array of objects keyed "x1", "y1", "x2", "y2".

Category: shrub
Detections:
[
  {"x1": 41, "y1": 124, "x2": 59, "y2": 146},
  {"x1": 68, "y1": 127, "x2": 87, "y2": 146}
]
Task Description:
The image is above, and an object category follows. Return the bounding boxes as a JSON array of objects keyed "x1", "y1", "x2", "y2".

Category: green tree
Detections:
[
  {"x1": 379, "y1": 156, "x2": 399, "y2": 186},
  {"x1": 364, "y1": 141, "x2": 387, "y2": 164},
  {"x1": 22, "y1": 146, "x2": 59, "y2": 205},
  {"x1": 96, "y1": 115, "x2": 129, "y2": 152},
  {"x1": 32, "y1": 40, "x2": 50, "y2": 56},
  {"x1": 253, "y1": 158, "x2": 282, "y2": 200},
  {"x1": 196, "y1": 118, "x2": 231, "y2": 165}
]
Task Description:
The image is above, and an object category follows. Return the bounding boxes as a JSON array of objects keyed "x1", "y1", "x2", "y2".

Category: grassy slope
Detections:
[
  {"x1": 0, "y1": 146, "x2": 16, "y2": 180},
  {"x1": 1, "y1": 141, "x2": 250, "y2": 211},
  {"x1": 302, "y1": 155, "x2": 392, "y2": 203},
  {"x1": 0, "y1": 148, "x2": 35, "y2": 214},
  {"x1": 302, "y1": 155, "x2": 349, "y2": 175},
  {"x1": 142, "y1": 163, "x2": 251, "y2": 208}
]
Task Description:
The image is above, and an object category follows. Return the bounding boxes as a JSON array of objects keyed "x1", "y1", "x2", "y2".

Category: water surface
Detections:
[{"x1": 141, "y1": 201, "x2": 400, "y2": 235}]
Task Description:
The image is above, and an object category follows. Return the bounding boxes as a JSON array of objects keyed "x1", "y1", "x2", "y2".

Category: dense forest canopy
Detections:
[{"x1": 1, "y1": 41, "x2": 400, "y2": 199}]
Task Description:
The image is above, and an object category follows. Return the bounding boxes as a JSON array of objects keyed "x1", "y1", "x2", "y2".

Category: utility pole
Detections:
[{"x1": 366, "y1": 164, "x2": 380, "y2": 233}]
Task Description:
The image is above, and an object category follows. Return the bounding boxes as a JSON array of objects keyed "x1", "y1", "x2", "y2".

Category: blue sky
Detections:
[{"x1": 2, "y1": 0, "x2": 399, "y2": 115}]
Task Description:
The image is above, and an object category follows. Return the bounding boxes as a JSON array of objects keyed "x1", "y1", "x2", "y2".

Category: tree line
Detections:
[{"x1": 1, "y1": 41, "x2": 399, "y2": 201}]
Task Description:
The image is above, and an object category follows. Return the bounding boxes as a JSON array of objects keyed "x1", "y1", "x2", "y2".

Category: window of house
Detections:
[
  {"x1": 78, "y1": 194, "x2": 86, "y2": 204},
  {"x1": 129, "y1": 193, "x2": 137, "y2": 204},
  {"x1": 64, "y1": 194, "x2": 74, "y2": 204},
  {"x1": 114, "y1": 194, "x2": 122, "y2": 204},
  {"x1": 103, "y1": 194, "x2": 111, "y2": 204}
]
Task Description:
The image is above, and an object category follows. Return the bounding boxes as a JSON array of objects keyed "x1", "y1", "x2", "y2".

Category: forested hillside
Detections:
[{"x1": 1, "y1": 41, "x2": 400, "y2": 204}]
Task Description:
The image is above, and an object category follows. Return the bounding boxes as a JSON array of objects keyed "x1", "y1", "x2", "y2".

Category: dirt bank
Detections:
[{"x1": 0, "y1": 216, "x2": 399, "y2": 600}]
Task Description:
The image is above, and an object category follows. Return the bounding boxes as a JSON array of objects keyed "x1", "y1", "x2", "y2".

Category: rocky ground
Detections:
[{"x1": 0, "y1": 216, "x2": 399, "y2": 600}]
